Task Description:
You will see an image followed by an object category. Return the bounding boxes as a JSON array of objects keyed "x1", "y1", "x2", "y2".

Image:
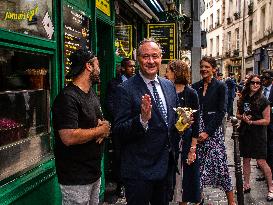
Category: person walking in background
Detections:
[
  {"x1": 52, "y1": 49, "x2": 111, "y2": 205},
  {"x1": 216, "y1": 72, "x2": 224, "y2": 82},
  {"x1": 192, "y1": 56, "x2": 236, "y2": 205},
  {"x1": 261, "y1": 70, "x2": 273, "y2": 175},
  {"x1": 165, "y1": 60, "x2": 201, "y2": 205},
  {"x1": 105, "y1": 58, "x2": 136, "y2": 199},
  {"x1": 236, "y1": 74, "x2": 273, "y2": 201},
  {"x1": 225, "y1": 72, "x2": 237, "y2": 120},
  {"x1": 114, "y1": 38, "x2": 179, "y2": 205}
]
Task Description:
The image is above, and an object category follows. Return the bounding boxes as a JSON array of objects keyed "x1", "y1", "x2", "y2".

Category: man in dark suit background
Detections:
[
  {"x1": 114, "y1": 38, "x2": 178, "y2": 205},
  {"x1": 105, "y1": 58, "x2": 135, "y2": 199},
  {"x1": 106, "y1": 58, "x2": 135, "y2": 119},
  {"x1": 225, "y1": 72, "x2": 237, "y2": 119},
  {"x1": 261, "y1": 70, "x2": 273, "y2": 175}
]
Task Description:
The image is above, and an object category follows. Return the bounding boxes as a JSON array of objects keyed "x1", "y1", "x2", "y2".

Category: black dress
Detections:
[
  {"x1": 178, "y1": 86, "x2": 201, "y2": 203},
  {"x1": 238, "y1": 94, "x2": 270, "y2": 159}
]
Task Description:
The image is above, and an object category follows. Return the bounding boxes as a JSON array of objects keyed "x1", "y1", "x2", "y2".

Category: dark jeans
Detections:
[
  {"x1": 267, "y1": 131, "x2": 273, "y2": 171},
  {"x1": 227, "y1": 97, "x2": 234, "y2": 117},
  {"x1": 112, "y1": 133, "x2": 123, "y2": 194},
  {"x1": 123, "y1": 177, "x2": 169, "y2": 205}
]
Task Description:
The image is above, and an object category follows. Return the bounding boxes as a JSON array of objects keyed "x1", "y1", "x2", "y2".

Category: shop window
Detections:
[
  {"x1": 115, "y1": 25, "x2": 133, "y2": 58},
  {"x1": 0, "y1": 47, "x2": 51, "y2": 181},
  {"x1": 0, "y1": 0, "x2": 54, "y2": 39}
]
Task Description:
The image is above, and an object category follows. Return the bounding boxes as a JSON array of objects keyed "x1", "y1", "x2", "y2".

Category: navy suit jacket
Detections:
[
  {"x1": 225, "y1": 77, "x2": 237, "y2": 99},
  {"x1": 113, "y1": 73, "x2": 179, "y2": 180},
  {"x1": 105, "y1": 76, "x2": 123, "y2": 119},
  {"x1": 192, "y1": 78, "x2": 227, "y2": 136}
]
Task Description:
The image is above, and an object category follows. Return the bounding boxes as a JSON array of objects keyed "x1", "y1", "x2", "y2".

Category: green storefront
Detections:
[
  {"x1": 0, "y1": 0, "x2": 115, "y2": 204},
  {"x1": 0, "y1": 0, "x2": 163, "y2": 204}
]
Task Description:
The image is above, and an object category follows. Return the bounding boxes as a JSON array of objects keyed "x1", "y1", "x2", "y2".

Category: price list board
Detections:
[
  {"x1": 63, "y1": 4, "x2": 90, "y2": 84},
  {"x1": 115, "y1": 25, "x2": 132, "y2": 58},
  {"x1": 147, "y1": 23, "x2": 176, "y2": 60}
]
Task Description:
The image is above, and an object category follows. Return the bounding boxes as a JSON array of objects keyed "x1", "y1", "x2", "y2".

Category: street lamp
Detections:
[{"x1": 267, "y1": 48, "x2": 273, "y2": 70}]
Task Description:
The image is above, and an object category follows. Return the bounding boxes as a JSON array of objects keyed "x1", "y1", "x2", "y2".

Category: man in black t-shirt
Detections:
[{"x1": 52, "y1": 49, "x2": 111, "y2": 205}]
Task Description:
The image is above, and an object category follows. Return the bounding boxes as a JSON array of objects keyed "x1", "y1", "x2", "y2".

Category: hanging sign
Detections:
[
  {"x1": 147, "y1": 23, "x2": 176, "y2": 60},
  {"x1": 115, "y1": 25, "x2": 133, "y2": 58},
  {"x1": 96, "y1": 0, "x2": 111, "y2": 16}
]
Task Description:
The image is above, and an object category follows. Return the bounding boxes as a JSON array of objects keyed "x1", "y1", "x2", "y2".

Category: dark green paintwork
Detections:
[{"x1": 0, "y1": 0, "x2": 158, "y2": 203}]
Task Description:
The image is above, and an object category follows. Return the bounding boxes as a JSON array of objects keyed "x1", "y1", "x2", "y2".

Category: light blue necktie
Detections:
[{"x1": 150, "y1": 80, "x2": 168, "y2": 124}]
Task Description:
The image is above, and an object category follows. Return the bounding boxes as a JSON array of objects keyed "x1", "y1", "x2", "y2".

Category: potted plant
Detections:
[
  {"x1": 233, "y1": 49, "x2": 240, "y2": 56},
  {"x1": 234, "y1": 12, "x2": 240, "y2": 20},
  {"x1": 248, "y1": 2, "x2": 253, "y2": 15},
  {"x1": 227, "y1": 17, "x2": 232, "y2": 24}
]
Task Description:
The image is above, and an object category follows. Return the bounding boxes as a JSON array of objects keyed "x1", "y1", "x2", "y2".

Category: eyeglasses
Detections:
[
  {"x1": 250, "y1": 81, "x2": 261, "y2": 85},
  {"x1": 140, "y1": 54, "x2": 161, "y2": 60}
]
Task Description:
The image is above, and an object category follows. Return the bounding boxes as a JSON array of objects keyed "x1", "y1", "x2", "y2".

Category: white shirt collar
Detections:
[
  {"x1": 266, "y1": 84, "x2": 272, "y2": 90},
  {"x1": 121, "y1": 75, "x2": 128, "y2": 82},
  {"x1": 139, "y1": 71, "x2": 159, "y2": 85}
]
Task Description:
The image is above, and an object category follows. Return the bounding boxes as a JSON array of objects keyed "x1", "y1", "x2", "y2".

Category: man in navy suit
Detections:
[
  {"x1": 106, "y1": 58, "x2": 135, "y2": 119},
  {"x1": 105, "y1": 58, "x2": 135, "y2": 199},
  {"x1": 114, "y1": 38, "x2": 179, "y2": 205},
  {"x1": 262, "y1": 70, "x2": 273, "y2": 173}
]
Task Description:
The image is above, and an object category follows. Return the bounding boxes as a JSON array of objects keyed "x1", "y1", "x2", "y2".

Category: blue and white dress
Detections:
[{"x1": 198, "y1": 112, "x2": 233, "y2": 192}]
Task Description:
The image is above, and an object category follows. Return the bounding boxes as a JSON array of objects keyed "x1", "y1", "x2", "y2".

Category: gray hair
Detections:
[{"x1": 137, "y1": 38, "x2": 162, "y2": 56}]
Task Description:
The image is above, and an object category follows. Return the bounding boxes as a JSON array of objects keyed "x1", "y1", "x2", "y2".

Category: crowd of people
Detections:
[{"x1": 51, "y1": 38, "x2": 273, "y2": 205}]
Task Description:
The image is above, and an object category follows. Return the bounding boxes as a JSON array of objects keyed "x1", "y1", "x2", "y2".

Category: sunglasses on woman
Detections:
[{"x1": 250, "y1": 81, "x2": 261, "y2": 85}]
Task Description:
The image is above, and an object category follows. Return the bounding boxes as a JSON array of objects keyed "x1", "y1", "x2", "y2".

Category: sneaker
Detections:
[{"x1": 267, "y1": 191, "x2": 273, "y2": 201}]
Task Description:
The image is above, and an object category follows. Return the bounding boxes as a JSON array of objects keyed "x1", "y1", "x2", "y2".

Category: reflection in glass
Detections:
[{"x1": 0, "y1": 47, "x2": 51, "y2": 182}]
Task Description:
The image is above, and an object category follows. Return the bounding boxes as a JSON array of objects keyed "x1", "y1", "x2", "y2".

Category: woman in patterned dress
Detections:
[
  {"x1": 236, "y1": 74, "x2": 273, "y2": 201},
  {"x1": 192, "y1": 56, "x2": 236, "y2": 205},
  {"x1": 165, "y1": 60, "x2": 201, "y2": 205}
]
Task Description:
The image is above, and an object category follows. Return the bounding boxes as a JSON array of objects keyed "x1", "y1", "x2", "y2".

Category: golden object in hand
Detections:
[{"x1": 174, "y1": 107, "x2": 197, "y2": 133}]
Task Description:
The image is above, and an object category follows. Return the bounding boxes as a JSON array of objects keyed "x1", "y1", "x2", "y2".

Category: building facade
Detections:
[
  {"x1": 221, "y1": 0, "x2": 273, "y2": 80},
  {"x1": 201, "y1": 0, "x2": 224, "y2": 74},
  {"x1": 252, "y1": 0, "x2": 273, "y2": 74}
]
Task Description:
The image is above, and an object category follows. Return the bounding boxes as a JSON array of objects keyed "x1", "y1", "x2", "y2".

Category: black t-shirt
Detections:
[{"x1": 52, "y1": 83, "x2": 103, "y2": 185}]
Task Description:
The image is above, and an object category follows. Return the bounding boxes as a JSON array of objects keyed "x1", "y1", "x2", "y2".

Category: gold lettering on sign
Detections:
[{"x1": 4, "y1": 6, "x2": 39, "y2": 21}]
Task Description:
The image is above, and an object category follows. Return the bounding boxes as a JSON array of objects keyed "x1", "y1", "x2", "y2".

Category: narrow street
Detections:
[{"x1": 104, "y1": 118, "x2": 272, "y2": 205}]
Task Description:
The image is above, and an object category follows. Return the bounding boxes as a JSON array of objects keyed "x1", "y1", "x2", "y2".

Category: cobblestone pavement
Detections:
[{"x1": 102, "y1": 119, "x2": 272, "y2": 205}]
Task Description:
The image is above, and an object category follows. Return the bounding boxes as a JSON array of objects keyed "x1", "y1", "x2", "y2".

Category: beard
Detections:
[{"x1": 90, "y1": 72, "x2": 100, "y2": 84}]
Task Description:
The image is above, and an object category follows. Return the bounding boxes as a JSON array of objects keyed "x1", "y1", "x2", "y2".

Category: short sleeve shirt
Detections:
[{"x1": 52, "y1": 83, "x2": 103, "y2": 185}]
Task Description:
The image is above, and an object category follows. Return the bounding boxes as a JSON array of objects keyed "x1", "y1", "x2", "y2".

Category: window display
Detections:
[
  {"x1": 0, "y1": 0, "x2": 54, "y2": 39},
  {"x1": 0, "y1": 47, "x2": 51, "y2": 181},
  {"x1": 115, "y1": 25, "x2": 133, "y2": 58}
]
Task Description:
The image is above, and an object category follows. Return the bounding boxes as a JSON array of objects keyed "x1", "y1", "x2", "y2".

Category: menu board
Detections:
[
  {"x1": 115, "y1": 25, "x2": 133, "y2": 58},
  {"x1": 147, "y1": 23, "x2": 176, "y2": 60},
  {"x1": 63, "y1": 4, "x2": 90, "y2": 84}
]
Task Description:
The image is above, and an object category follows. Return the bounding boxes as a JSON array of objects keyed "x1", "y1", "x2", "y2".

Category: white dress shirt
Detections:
[
  {"x1": 264, "y1": 84, "x2": 272, "y2": 99},
  {"x1": 138, "y1": 71, "x2": 168, "y2": 129}
]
